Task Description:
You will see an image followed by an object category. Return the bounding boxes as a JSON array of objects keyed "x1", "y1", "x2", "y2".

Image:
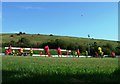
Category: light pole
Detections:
[{"x1": 88, "y1": 34, "x2": 90, "y2": 56}]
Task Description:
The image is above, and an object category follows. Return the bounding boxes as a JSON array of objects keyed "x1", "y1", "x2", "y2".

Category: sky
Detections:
[
  {"x1": 2, "y1": 0, "x2": 120, "y2": 2},
  {"x1": 2, "y1": 2, "x2": 118, "y2": 41}
]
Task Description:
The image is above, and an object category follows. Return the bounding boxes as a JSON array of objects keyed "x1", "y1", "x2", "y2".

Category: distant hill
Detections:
[
  {"x1": 1, "y1": 33, "x2": 117, "y2": 46},
  {"x1": 1, "y1": 33, "x2": 120, "y2": 55}
]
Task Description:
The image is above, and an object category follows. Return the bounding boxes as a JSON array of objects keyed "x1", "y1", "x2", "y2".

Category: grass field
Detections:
[
  {"x1": 2, "y1": 56, "x2": 120, "y2": 84},
  {"x1": 1, "y1": 33, "x2": 118, "y2": 47}
]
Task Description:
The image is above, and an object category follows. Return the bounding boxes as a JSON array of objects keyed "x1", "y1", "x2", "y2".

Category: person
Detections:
[
  {"x1": 30, "y1": 48, "x2": 33, "y2": 56},
  {"x1": 12, "y1": 50, "x2": 15, "y2": 56},
  {"x1": 100, "y1": 51, "x2": 104, "y2": 58},
  {"x1": 77, "y1": 49, "x2": 80, "y2": 58},
  {"x1": 98, "y1": 47, "x2": 102, "y2": 52},
  {"x1": 17, "y1": 50, "x2": 20, "y2": 56},
  {"x1": 98, "y1": 47, "x2": 104, "y2": 58},
  {"x1": 5, "y1": 50, "x2": 9, "y2": 55},
  {"x1": 66, "y1": 51, "x2": 68, "y2": 57},
  {"x1": 101, "y1": 51, "x2": 104, "y2": 58},
  {"x1": 44, "y1": 45, "x2": 49, "y2": 57},
  {"x1": 57, "y1": 47, "x2": 62, "y2": 57},
  {"x1": 48, "y1": 52, "x2": 51, "y2": 57},
  {"x1": 71, "y1": 51, "x2": 75, "y2": 57},
  {"x1": 20, "y1": 48, "x2": 23, "y2": 56},
  {"x1": 95, "y1": 52, "x2": 98, "y2": 57},
  {"x1": 112, "y1": 51, "x2": 115, "y2": 58},
  {"x1": 85, "y1": 51, "x2": 88, "y2": 58},
  {"x1": 8, "y1": 45, "x2": 12, "y2": 55},
  {"x1": 75, "y1": 51, "x2": 77, "y2": 57},
  {"x1": 40, "y1": 51, "x2": 42, "y2": 56}
]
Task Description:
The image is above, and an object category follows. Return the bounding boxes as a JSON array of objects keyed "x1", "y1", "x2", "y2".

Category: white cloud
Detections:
[{"x1": 17, "y1": 6, "x2": 44, "y2": 10}]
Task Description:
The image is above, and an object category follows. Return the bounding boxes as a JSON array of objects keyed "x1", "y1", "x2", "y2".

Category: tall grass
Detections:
[{"x1": 2, "y1": 56, "x2": 120, "y2": 84}]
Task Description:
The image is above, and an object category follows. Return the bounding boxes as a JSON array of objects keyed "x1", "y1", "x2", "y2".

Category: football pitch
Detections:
[{"x1": 2, "y1": 56, "x2": 120, "y2": 84}]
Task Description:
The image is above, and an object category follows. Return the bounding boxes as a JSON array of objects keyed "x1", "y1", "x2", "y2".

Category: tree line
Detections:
[{"x1": 2, "y1": 37, "x2": 120, "y2": 55}]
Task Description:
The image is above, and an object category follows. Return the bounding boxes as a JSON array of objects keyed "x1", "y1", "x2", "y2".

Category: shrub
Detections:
[
  {"x1": 10, "y1": 35, "x2": 14, "y2": 37},
  {"x1": 49, "y1": 34, "x2": 53, "y2": 36}
]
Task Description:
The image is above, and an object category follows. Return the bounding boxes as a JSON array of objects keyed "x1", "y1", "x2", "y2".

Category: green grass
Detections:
[
  {"x1": 1, "y1": 33, "x2": 118, "y2": 47},
  {"x1": 2, "y1": 56, "x2": 120, "y2": 84}
]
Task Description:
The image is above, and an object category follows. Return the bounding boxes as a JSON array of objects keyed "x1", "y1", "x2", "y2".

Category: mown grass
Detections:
[{"x1": 2, "y1": 56, "x2": 120, "y2": 84}]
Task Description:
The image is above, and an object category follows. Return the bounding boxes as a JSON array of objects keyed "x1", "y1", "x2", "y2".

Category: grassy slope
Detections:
[
  {"x1": 2, "y1": 56, "x2": 120, "y2": 84},
  {"x1": 1, "y1": 33, "x2": 118, "y2": 47}
]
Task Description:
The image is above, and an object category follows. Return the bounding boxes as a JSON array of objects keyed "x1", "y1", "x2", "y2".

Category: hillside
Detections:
[
  {"x1": 1, "y1": 33, "x2": 118, "y2": 46},
  {"x1": 1, "y1": 33, "x2": 120, "y2": 55}
]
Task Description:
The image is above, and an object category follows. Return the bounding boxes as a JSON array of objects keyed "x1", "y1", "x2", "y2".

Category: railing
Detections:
[{"x1": 5, "y1": 47, "x2": 71, "y2": 52}]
